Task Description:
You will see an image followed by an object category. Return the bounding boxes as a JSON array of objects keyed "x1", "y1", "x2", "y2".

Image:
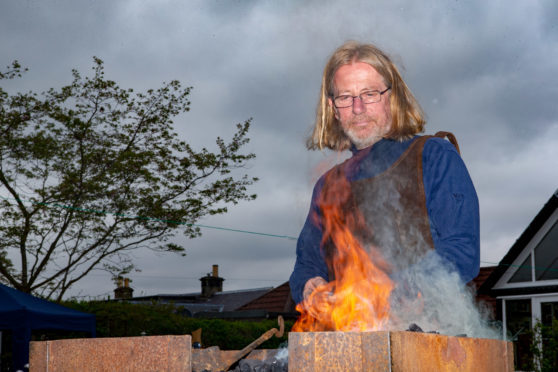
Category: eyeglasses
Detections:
[{"x1": 331, "y1": 87, "x2": 391, "y2": 108}]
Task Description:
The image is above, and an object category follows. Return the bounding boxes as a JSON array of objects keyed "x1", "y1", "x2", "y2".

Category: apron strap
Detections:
[{"x1": 434, "y1": 131, "x2": 460, "y2": 155}]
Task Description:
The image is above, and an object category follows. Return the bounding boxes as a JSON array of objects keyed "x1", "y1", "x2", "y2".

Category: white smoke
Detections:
[
  {"x1": 305, "y1": 149, "x2": 502, "y2": 340},
  {"x1": 355, "y1": 174, "x2": 502, "y2": 339},
  {"x1": 387, "y1": 250, "x2": 501, "y2": 339},
  {"x1": 274, "y1": 346, "x2": 288, "y2": 362}
]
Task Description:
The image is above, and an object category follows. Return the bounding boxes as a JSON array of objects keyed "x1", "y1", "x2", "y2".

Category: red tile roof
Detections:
[
  {"x1": 237, "y1": 281, "x2": 296, "y2": 313},
  {"x1": 469, "y1": 266, "x2": 497, "y2": 291},
  {"x1": 468, "y1": 266, "x2": 498, "y2": 318}
]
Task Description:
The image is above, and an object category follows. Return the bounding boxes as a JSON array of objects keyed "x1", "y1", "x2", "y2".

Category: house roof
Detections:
[
  {"x1": 126, "y1": 287, "x2": 273, "y2": 314},
  {"x1": 467, "y1": 266, "x2": 498, "y2": 317},
  {"x1": 201, "y1": 288, "x2": 274, "y2": 311},
  {"x1": 479, "y1": 189, "x2": 558, "y2": 295},
  {"x1": 168, "y1": 267, "x2": 503, "y2": 319},
  {"x1": 238, "y1": 281, "x2": 296, "y2": 313},
  {"x1": 236, "y1": 270, "x2": 501, "y2": 317},
  {"x1": 468, "y1": 266, "x2": 497, "y2": 291}
]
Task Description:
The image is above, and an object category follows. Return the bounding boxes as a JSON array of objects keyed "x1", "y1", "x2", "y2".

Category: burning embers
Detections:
[{"x1": 293, "y1": 168, "x2": 395, "y2": 332}]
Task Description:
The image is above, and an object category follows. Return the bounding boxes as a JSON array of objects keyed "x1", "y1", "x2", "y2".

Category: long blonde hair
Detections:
[{"x1": 308, "y1": 41, "x2": 426, "y2": 151}]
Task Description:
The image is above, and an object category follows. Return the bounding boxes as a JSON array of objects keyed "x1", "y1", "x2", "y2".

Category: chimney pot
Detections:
[
  {"x1": 200, "y1": 265, "x2": 224, "y2": 297},
  {"x1": 114, "y1": 277, "x2": 133, "y2": 299}
]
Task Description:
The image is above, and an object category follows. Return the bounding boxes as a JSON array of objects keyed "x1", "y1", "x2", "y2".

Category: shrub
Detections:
[
  {"x1": 63, "y1": 301, "x2": 292, "y2": 350},
  {"x1": 529, "y1": 319, "x2": 558, "y2": 372}
]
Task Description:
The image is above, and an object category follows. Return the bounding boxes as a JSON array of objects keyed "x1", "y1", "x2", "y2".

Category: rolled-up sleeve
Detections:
[{"x1": 423, "y1": 138, "x2": 480, "y2": 283}]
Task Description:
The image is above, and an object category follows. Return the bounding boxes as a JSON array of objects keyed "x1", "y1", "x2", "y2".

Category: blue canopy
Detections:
[{"x1": 0, "y1": 283, "x2": 96, "y2": 371}]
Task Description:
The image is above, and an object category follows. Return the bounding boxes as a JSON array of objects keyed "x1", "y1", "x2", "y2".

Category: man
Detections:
[{"x1": 289, "y1": 41, "x2": 480, "y2": 307}]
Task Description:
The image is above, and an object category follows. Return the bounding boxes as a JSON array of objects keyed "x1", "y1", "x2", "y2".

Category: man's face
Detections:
[{"x1": 329, "y1": 62, "x2": 392, "y2": 149}]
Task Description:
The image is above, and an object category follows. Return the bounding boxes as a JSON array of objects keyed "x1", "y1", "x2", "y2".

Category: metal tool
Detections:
[
  {"x1": 220, "y1": 315, "x2": 285, "y2": 371},
  {"x1": 191, "y1": 315, "x2": 285, "y2": 372}
]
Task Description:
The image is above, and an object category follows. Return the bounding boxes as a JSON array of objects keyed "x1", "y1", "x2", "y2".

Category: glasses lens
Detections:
[
  {"x1": 333, "y1": 89, "x2": 388, "y2": 107},
  {"x1": 334, "y1": 96, "x2": 352, "y2": 108},
  {"x1": 361, "y1": 91, "x2": 380, "y2": 104}
]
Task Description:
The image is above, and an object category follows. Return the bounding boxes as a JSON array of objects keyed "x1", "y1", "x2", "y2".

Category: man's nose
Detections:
[{"x1": 352, "y1": 96, "x2": 365, "y2": 114}]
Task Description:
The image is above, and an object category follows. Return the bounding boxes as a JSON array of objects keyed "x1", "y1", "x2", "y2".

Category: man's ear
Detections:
[{"x1": 327, "y1": 97, "x2": 339, "y2": 120}]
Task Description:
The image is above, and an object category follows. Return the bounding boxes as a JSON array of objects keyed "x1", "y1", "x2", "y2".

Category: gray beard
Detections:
[
  {"x1": 345, "y1": 130, "x2": 383, "y2": 149},
  {"x1": 341, "y1": 114, "x2": 388, "y2": 149}
]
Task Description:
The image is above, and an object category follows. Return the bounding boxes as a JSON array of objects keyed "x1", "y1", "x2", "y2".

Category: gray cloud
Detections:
[{"x1": 1, "y1": 0, "x2": 557, "y2": 299}]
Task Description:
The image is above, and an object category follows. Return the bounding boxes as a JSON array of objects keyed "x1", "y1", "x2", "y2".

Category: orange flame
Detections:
[{"x1": 293, "y1": 167, "x2": 394, "y2": 332}]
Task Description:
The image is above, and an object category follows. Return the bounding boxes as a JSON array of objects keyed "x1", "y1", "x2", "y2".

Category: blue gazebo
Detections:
[{"x1": 0, "y1": 283, "x2": 96, "y2": 371}]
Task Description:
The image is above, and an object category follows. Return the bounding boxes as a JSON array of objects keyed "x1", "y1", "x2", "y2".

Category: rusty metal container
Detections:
[
  {"x1": 29, "y1": 335, "x2": 191, "y2": 372},
  {"x1": 288, "y1": 331, "x2": 513, "y2": 372}
]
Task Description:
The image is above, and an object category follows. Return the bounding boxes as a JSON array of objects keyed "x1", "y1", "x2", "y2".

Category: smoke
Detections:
[
  {"x1": 231, "y1": 346, "x2": 288, "y2": 372},
  {"x1": 352, "y1": 155, "x2": 501, "y2": 339},
  {"x1": 294, "y1": 144, "x2": 502, "y2": 340},
  {"x1": 274, "y1": 347, "x2": 288, "y2": 363},
  {"x1": 387, "y1": 250, "x2": 501, "y2": 339}
]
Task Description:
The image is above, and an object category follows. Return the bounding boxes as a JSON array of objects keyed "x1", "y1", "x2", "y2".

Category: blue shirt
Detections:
[{"x1": 289, "y1": 136, "x2": 480, "y2": 304}]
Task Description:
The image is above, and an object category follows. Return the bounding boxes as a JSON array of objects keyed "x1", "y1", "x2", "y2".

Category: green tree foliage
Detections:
[
  {"x1": 0, "y1": 59, "x2": 257, "y2": 301},
  {"x1": 64, "y1": 301, "x2": 291, "y2": 350}
]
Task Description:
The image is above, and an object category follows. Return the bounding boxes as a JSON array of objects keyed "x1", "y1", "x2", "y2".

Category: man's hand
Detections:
[
  {"x1": 301, "y1": 276, "x2": 336, "y2": 324},
  {"x1": 303, "y1": 276, "x2": 328, "y2": 300}
]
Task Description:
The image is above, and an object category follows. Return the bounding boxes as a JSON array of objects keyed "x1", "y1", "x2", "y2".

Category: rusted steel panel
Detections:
[
  {"x1": 29, "y1": 341, "x2": 47, "y2": 372},
  {"x1": 288, "y1": 332, "x2": 315, "y2": 371},
  {"x1": 390, "y1": 332, "x2": 513, "y2": 372},
  {"x1": 29, "y1": 335, "x2": 191, "y2": 372},
  {"x1": 192, "y1": 346, "x2": 224, "y2": 372},
  {"x1": 507, "y1": 341, "x2": 514, "y2": 370},
  {"x1": 361, "y1": 331, "x2": 390, "y2": 370},
  {"x1": 288, "y1": 331, "x2": 513, "y2": 372},
  {"x1": 313, "y1": 331, "x2": 362, "y2": 371},
  {"x1": 288, "y1": 331, "x2": 390, "y2": 372}
]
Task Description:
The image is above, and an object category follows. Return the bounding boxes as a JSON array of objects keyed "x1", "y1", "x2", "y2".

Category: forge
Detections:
[
  {"x1": 28, "y1": 330, "x2": 513, "y2": 371},
  {"x1": 288, "y1": 331, "x2": 513, "y2": 372}
]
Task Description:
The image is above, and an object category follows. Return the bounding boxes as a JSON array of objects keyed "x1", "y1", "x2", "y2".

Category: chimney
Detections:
[
  {"x1": 114, "y1": 276, "x2": 134, "y2": 300},
  {"x1": 200, "y1": 264, "x2": 224, "y2": 297}
]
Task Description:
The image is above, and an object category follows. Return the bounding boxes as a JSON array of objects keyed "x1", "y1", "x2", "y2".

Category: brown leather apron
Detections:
[{"x1": 320, "y1": 132, "x2": 459, "y2": 279}]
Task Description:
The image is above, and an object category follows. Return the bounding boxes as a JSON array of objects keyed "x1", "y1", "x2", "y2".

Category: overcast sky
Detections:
[{"x1": 1, "y1": 0, "x2": 557, "y2": 300}]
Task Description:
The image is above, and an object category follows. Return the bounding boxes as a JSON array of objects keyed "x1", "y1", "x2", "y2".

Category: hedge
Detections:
[{"x1": 63, "y1": 301, "x2": 292, "y2": 350}]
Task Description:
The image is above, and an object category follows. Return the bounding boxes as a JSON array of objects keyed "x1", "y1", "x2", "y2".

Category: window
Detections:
[
  {"x1": 507, "y1": 221, "x2": 558, "y2": 284},
  {"x1": 534, "y1": 221, "x2": 558, "y2": 280},
  {"x1": 509, "y1": 254, "x2": 533, "y2": 283},
  {"x1": 506, "y1": 299, "x2": 532, "y2": 370},
  {"x1": 541, "y1": 301, "x2": 558, "y2": 327}
]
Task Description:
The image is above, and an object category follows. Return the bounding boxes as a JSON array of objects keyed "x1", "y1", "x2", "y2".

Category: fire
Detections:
[{"x1": 293, "y1": 167, "x2": 394, "y2": 332}]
